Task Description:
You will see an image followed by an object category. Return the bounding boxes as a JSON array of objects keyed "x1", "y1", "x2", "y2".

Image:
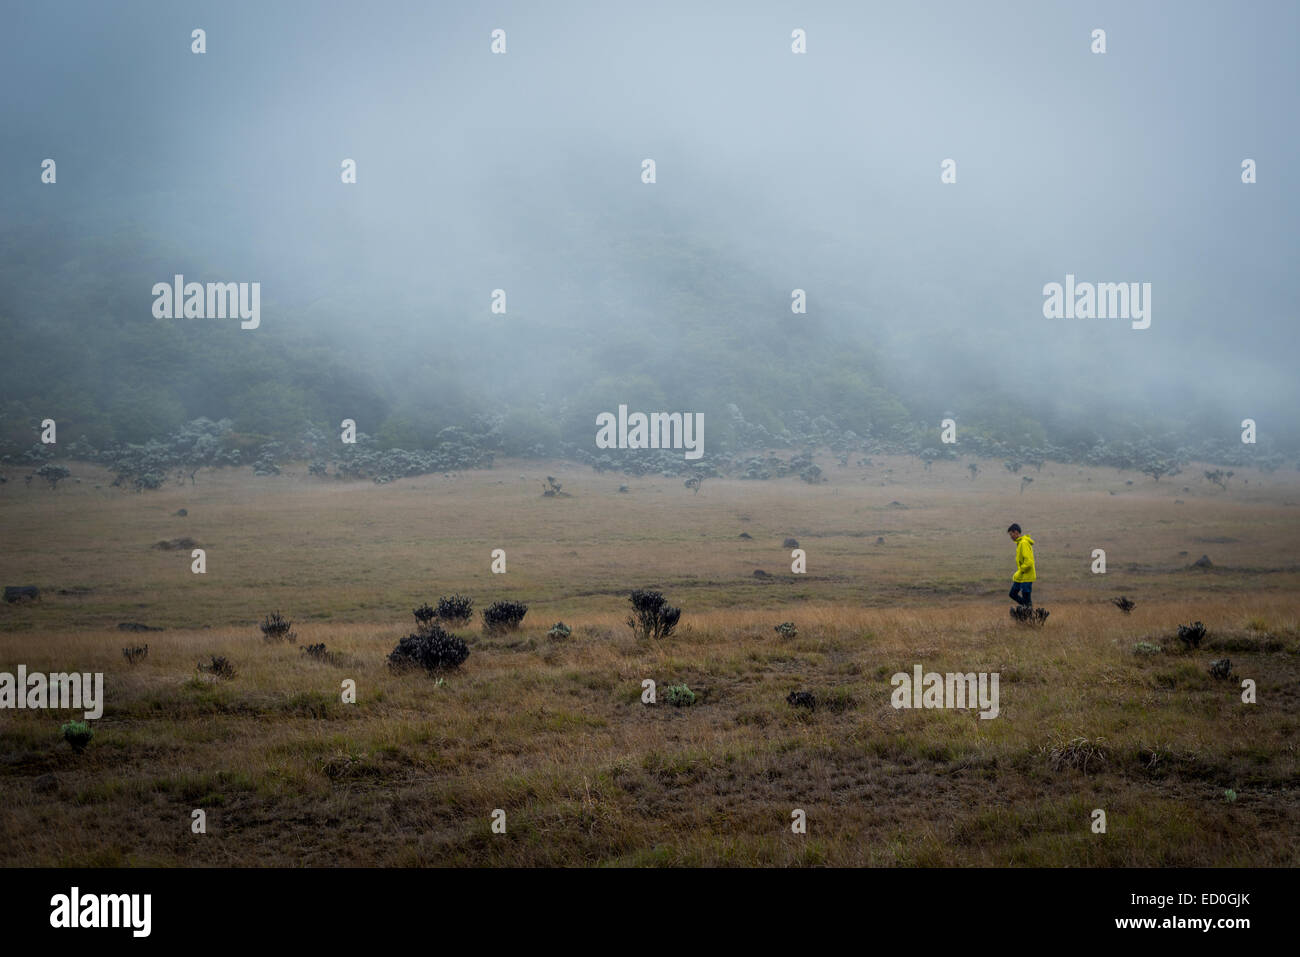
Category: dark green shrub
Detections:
[
  {"x1": 198, "y1": 655, "x2": 236, "y2": 679},
  {"x1": 260, "y1": 612, "x2": 296, "y2": 643},
  {"x1": 1208, "y1": 658, "x2": 1233, "y2": 679},
  {"x1": 482, "y1": 600, "x2": 528, "y2": 634},
  {"x1": 627, "y1": 589, "x2": 681, "y2": 640},
  {"x1": 547, "y1": 622, "x2": 572, "y2": 640},
  {"x1": 1177, "y1": 621, "x2": 1207, "y2": 649},
  {"x1": 774, "y1": 621, "x2": 798, "y2": 639},
  {"x1": 1010, "y1": 605, "x2": 1049, "y2": 626},
  {"x1": 61, "y1": 720, "x2": 93, "y2": 753},
  {"x1": 302, "y1": 643, "x2": 342, "y2": 666},
  {"x1": 435, "y1": 594, "x2": 474, "y2": 626},
  {"x1": 389, "y1": 624, "x2": 470, "y2": 673}
]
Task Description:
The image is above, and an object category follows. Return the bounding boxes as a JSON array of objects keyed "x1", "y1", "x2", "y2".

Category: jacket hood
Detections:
[{"x1": 1020, "y1": 535, "x2": 1034, "y2": 545}]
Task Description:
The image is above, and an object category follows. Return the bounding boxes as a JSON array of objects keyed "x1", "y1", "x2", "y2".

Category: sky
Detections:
[{"x1": 1, "y1": 0, "x2": 1296, "y2": 443}]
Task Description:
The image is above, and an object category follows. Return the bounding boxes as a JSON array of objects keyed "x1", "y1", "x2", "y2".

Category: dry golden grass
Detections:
[{"x1": 1, "y1": 454, "x2": 1298, "y2": 866}]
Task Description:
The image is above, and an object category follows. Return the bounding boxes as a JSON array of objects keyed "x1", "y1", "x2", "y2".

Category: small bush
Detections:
[
  {"x1": 302, "y1": 643, "x2": 342, "y2": 666},
  {"x1": 664, "y1": 684, "x2": 696, "y2": 707},
  {"x1": 412, "y1": 603, "x2": 436, "y2": 627},
  {"x1": 627, "y1": 589, "x2": 681, "y2": 640},
  {"x1": 61, "y1": 720, "x2": 93, "y2": 753},
  {"x1": 389, "y1": 624, "x2": 470, "y2": 673},
  {"x1": 482, "y1": 600, "x2": 528, "y2": 634},
  {"x1": 783, "y1": 537, "x2": 800, "y2": 549},
  {"x1": 435, "y1": 594, "x2": 474, "y2": 626},
  {"x1": 260, "y1": 612, "x2": 296, "y2": 644},
  {"x1": 774, "y1": 621, "x2": 798, "y2": 639},
  {"x1": 121, "y1": 644, "x2": 149, "y2": 665},
  {"x1": 547, "y1": 622, "x2": 572, "y2": 640},
  {"x1": 1111, "y1": 596, "x2": 1136, "y2": 614},
  {"x1": 786, "y1": 691, "x2": 816, "y2": 711},
  {"x1": 1132, "y1": 641, "x2": 1161, "y2": 656},
  {"x1": 1177, "y1": 621, "x2": 1207, "y2": 650},
  {"x1": 198, "y1": 655, "x2": 236, "y2": 680},
  {"x1": 1208, "y1": 658, "x2": 1233, "y2": 680},
  {"x1": 1010, "y1": 605, "x2": 1050, "y2": 626}
]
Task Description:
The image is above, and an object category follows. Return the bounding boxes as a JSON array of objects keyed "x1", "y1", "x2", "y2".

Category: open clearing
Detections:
[{"x1": 2, "y1": 454, "x2": 1298, "y2": 866}]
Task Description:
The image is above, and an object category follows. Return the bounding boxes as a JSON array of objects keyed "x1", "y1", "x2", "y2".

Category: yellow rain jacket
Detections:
[{"x1": 1013, "y1": 534, "x2": 1036, "y2": 582}]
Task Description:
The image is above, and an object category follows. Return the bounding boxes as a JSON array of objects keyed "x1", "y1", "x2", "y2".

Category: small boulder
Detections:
[{"x1": 153, "y1": 537, "x2": 198, "y2": 550}]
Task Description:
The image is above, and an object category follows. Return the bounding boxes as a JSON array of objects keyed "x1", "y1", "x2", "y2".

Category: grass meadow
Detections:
[{"x1": 1, "y1": 454, "x2": 1298, "y2": 866}]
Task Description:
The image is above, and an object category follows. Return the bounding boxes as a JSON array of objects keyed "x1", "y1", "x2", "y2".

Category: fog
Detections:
[{"x1": 2, "y1": 0, "x2": 1296, "y2": 450}]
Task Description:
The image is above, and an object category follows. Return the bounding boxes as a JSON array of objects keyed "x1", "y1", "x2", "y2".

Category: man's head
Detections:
[{"x1": 1007, "y1": 523, "x2": 1022, "y2": 541}]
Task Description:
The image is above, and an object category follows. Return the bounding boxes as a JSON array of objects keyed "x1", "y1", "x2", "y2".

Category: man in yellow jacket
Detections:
[{"x1": 1007, "y1": 523, "x2": 1035, "y2": 607}]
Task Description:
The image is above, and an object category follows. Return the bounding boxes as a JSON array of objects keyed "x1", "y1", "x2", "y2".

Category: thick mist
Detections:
[{"x1": 1, "y1": 0, "x2": 1296, "y2": 449}]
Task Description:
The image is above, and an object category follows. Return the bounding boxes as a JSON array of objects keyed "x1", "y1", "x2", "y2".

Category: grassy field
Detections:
[{"x1": 1, "y1": 454, "x2": 1298, "y2": 866}]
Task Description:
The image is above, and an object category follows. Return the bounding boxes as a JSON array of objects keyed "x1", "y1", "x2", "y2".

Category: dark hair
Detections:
[{"x1": 1007, "y1": 523, "x2": 1021, "y2": 533}]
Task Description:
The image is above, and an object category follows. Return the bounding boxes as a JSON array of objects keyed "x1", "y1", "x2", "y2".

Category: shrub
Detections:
[
  {"x1": 121, "y1": 644, "x2": 149, "y2": 665},
  {"x1": 787, "y1": 691, "x2": 816, "y2": 710},
  {"x1": 1111, "y1": 596, "x2": 1136, "y2": 614},
  {"x1": 412, "y1": 603, "x2": 436, "y2": 628},
  {"x1": 547, "y1": 622, "x2": 572, "y2": 640},
  {"x1": 664, "y1": 684, "x2": 696, "y2": 707},
  {"x1": 783, "y1": 537, "x2": 800, "y2": 549},
  {"x1": 435, "y1": 594, "x2": 474, "y2": 626},
  {"x1": 482, "y1": 600, "x2": 528, "y2": 634},
  {"x1": 1010, "y1": 605, "x2": 1049, "y2": 626},
  {"x1": 61, "y1": 720, "x2": 93, "y2": 753},
  {"x1": 1208, "y1": 658, "x2": 1233, "y2": 680},
  {"x1": 627, "y1": 589, "x2": 681, "y2": 640},
  {"x1": 260, "y1": 612, "x2": 296, "y2": 644},
  {"x1": 302, "y1": 643, "x2": 342, "y2": 666},
  {"x1": 774, "y1": 621, "x2": 798, "y2": 639},
  {"x1": 1177, "y1": 621, "x2": 1207, "y2": 650},
  {"x1": 1133, "y1": 641, "x2": 1161, "y2": 656},
  {"x1": 198, "y1": 655, "x2": 236, "y2": 680},
  {"x1": 389, "y1": 624, "x2": 470, "y2": 673},
  {"x1": 37, "y1": 463, "x2": 71, "y2": 490}
]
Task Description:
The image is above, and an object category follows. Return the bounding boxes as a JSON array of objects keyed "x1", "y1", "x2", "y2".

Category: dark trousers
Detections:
[{"x1": 1010, "y1": 581, "x2": 1033, "y2": 606}]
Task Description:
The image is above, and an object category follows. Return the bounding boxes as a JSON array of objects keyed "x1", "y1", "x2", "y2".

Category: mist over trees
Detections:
[{"x1": 1, "y1": 2, "x2": 1296, "y2": 474}]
